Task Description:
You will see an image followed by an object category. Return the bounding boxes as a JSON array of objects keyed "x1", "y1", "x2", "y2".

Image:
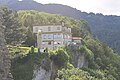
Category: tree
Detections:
[{"x1": 1, "y1": 7, "x2": 26, "y2": 45}]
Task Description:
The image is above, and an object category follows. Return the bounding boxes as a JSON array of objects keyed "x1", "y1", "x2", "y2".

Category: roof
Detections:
[{"x1": 72, "y1": 37, "x2": 82, "y2": 40}]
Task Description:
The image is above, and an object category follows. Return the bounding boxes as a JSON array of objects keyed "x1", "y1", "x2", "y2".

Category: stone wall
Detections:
[{"x1": 0, "y1": 11, "x2": 13, "y2": 80}]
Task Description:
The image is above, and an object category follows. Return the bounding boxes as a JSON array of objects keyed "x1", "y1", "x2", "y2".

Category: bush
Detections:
[
  {"x1": 50, "y1": 48, "x2": 69, "y2": 68},
  {"x1": 80, "y1": 45, "x2": 94, "y2": 60},
  {"x1": 56, "y1": 68, "x2": 100, "y2": 80},
  {"x1": 30, "y1": 46, "x2": 34, "y2": 53}
]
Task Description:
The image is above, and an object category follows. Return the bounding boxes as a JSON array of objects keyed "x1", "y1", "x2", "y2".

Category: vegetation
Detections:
[
  {"x1": 0, "y1": 7, "x2": 26, "y2": 45},
  {"x1": 17, "y1": 10, "x2": 90, "y2": 46},
  {"x1": 0, "y1": 7, "x2": 120, "y2": 80},
  {"x1": 50, "y1": 48, "x2": 69, "y2": 68},
  {"x1": 10, "y1": 46, "x2": 41, "y2": 80},
  {"x1": 8, "y1": 45, "x2": 38, "y2": 59},
  {"x1": 82, "y1": 35, "x2": 120, "y2": 80},
  {"x1": 83, "y1": 13, "x2": 120, "y2": 55},
  {"x1": 9, "y1": 40, "x2": 120, "y2": 80},
  {"x1": 55, "y1": 68, "x2": 113, "y2": 80},
  {"x1": 1, "y1": 0, "x2": 120, "y2": 54}
]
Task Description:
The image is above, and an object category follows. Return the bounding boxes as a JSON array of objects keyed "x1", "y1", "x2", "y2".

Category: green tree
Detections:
[{"x1": 1, "y1": 7, "x2": 25, "y2": 45}]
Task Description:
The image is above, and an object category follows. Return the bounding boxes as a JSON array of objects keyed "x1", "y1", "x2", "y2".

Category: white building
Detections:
[{"x1": 33, "y1": 25, "x2": 72, "y2": 50}]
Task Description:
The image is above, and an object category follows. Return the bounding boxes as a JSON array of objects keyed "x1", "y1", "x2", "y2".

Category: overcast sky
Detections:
[{"x1": 34, "y1": 0, "x2": 120, "y2": 16}]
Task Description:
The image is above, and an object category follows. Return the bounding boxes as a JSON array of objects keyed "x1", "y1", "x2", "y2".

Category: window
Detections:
[
  {"x1": 48, "y1": 27, "x2": 51, "y2": 31},
  {"x1": 54, "y1": 34, "x2": 62, "y2": 39},
  {"x1": 48, "y1": 41, "x2": 51, "y2": 45},
  {"x1": 43, "y1": 34, "x2": 47, "y2": 39},
  {"x1": 48, "y1": 34, "x2": 53, "y2": 39},
  {"x1": 54, "y1": 34, "x2": 57, "y2": 39},
  {"x1": 57, "y1": 34, "x2": 61, "y2": 39},
  {"x1": 57, "y1": 27, "x2": 60, "y2": 30}
]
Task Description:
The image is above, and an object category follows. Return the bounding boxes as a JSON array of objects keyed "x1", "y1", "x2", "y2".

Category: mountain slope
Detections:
[
  {"x1": 1, "y1": 0, "x2": 120, "y2": 54},
  {"x1": 9, "y1": 10, "x2": 120, "y2": 80}
]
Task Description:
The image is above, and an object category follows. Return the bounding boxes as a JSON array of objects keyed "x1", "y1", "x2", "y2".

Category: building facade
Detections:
[{"x1": 33, "y1": 25, "x2": 72, "y2": 50}]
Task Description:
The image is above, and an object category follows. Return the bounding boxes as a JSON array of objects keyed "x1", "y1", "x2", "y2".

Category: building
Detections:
[
  {"x1": 72, "y1": 37, "x2": 82, "y2": 43},
  {"x1": 69, "y1": 37, "x2": 82, "y2": 46},
  {"x1": 33, "y1": 25, "x2": 72, "y2": 50}
]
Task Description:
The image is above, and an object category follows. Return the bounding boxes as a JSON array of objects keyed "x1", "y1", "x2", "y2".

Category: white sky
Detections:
[{"x1": 34, "y1": 0, "x2": 120, "y2": 16}]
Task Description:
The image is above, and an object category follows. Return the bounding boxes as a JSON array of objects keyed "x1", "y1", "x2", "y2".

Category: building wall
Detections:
[
  {"x1": 33, "y1": 25, "x2": 72, "y2": 50},
  {"x1": 40, "y1": 33, "x2": 72, "y2": 50},
  {"x1": 33, "y1": 25, "x2": 62, "y2": 33}
]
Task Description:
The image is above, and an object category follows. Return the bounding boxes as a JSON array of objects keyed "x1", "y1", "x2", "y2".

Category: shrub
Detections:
[
  {"x1": 50, "y1": 48, "x2": 69, "y2": 68},
  {"x1": 30, "y1": 46, "x2": 34, "y2": 53},
  {"x1": 80, "y1": 45, "x2": 94, "y2": 60}
]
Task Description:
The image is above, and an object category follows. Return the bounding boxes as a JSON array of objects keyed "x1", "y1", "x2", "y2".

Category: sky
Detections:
[{"x1": 34, "y1": 0, "x2": 120, "y2": 16}]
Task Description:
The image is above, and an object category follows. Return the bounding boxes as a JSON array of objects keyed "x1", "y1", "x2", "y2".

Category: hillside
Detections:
[
  {"x1": 11, "y1": 10, "x2": 120, "y2": 80},
  {"x1": 1, "y1": 0, "x2": 120, "y2": 54},
  {"x1": 0, "y1": 6, "x2": 120, "y2": 80}
]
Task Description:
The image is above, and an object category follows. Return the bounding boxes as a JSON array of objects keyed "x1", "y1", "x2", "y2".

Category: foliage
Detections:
[
  {"x1": 83, "y1": 13, "x2": 120, "y2": 55},
  {"x1": 9, "y1": 36, "x2": 120, "y2": 80},
  {"x1": 5, "y1": 9, "x2": 120, "y2": 80},
  {"x1": 64, "y1": 34, "x2": 120, "y2": 80},
  {"x1": 8, "y1": 45, "x2": 38, "y2": 59},
  {"x1": 11, "y1": 55, "x2": 34, "y2": 80},
  {"x1": 1, "y1": 0, "x2": 120, "y2": 54},
  {"x1": 0, "y1": 7, "x2": 26, "y2": 45},
  {"x1": 50, "y1": 48, "x2": 69, "y2": 68},
  {"x1": 80, "y1": 45, "x2": 94, "y2": 61},
  {"x1": 55, "y1": 68, "x2": 106, "y2": 80},
  {"x1": 17, "y1": 10, "x2": 90, "y2": 46},
  {"x1": 10, "y1": 46, "x2": 41, "y2": 80},
  {"x1": 82, "y1": 35, "x2": 120, "y2": 80}
]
